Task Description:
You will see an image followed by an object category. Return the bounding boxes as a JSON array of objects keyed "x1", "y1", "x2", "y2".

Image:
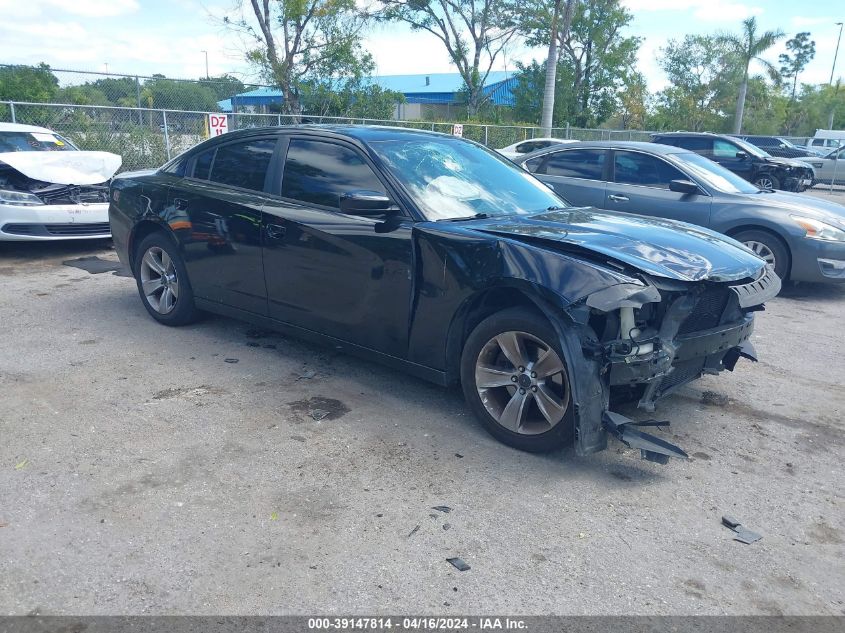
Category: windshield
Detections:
[
  {"x1": 369, "y1": 137, "x2": 567, "y2": 220},
  {"x1": 731, "y1": 136, "x2": 769, "y2": 158},
  {"x1": 671, "y1": 152, "x2": 760, "y2": 194},
  {"x1": 0, "y1": 131, "x2": 78, "y2": 152}
]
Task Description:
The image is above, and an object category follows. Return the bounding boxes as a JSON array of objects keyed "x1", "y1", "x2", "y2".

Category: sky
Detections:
[{"x1": 0, "y1": 0, "x2": 843, "y2": 92}]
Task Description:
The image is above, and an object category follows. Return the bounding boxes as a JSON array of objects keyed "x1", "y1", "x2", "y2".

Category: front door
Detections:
[
  {"x1": 604, "y1": 149, "x2": 712, "y2": 226},
  {"x1": 262, "y1": 137, "x2": 414, "y2": 357}
]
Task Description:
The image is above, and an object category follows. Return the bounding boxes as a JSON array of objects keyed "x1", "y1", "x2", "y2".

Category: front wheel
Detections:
[
  {"x1": 753, "y1": 174, "x2": 780, "y2": 191},
  {"x1": 733, "y1": 229, "x2": 790, "y2": 281},
  {"x1": 460, "y1": 307, "x2": 574, "y2": 453},
  {"x1": 134, "y1": 232, "x2": 200, "y2": 326}
]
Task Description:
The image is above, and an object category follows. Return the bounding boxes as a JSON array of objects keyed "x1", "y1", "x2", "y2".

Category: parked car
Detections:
[
  {"x1": 651, "y1": 132, "x2": 814, "y2": 193},
  {"x1": 497, "y1": 137, "x2": 576, "y2": 159},
  {"x1": 803, "y1": 146, "x2": 845, "y2": 187},
  {"x1": 516, "y1": 141, "x2": 845, "y2": 282},
  {"x1": 806, "y1": 129, "x2": 845, "y2": 153},
  {"x1": 110, "y1": 126, "x2": 779, "y2": 462},
  {"x1": 734, "y1": 135, "x2": 823, "y2": 159},
  {"x1": 0, "y1": 122, "x2": 121, "y2": 240}
]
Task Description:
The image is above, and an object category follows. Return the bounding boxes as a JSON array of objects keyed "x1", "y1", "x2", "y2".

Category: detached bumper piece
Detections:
[{"x1": 602, "y1": 411, "x2": 689, "y2": 464}]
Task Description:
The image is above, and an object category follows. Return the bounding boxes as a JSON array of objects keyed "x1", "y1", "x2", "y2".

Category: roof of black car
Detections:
[{"x1": 219, "y1": 124, "x2": 453, "y2": 143}]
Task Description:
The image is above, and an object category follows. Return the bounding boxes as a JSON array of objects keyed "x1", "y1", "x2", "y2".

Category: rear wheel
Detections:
[
  {"x1": 733, "y1": 229, "x2": 790, "y2": 281},
  {"x1": 460, "y1": 307, "x2": 574, "y2": 453},
  {"x1": 134, "y1": 232, "x2": 200, "y2": 326},
  {"x1": 753, "y1": 174, "x2": 780, "y2": 191}
]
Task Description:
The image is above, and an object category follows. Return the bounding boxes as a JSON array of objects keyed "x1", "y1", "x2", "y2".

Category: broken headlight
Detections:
[
  {"x1": 791, "y1": 216, "x2": 845, "y2": 242},
  {"x1": 0, "y1": 189, "x2": 43, "y2": 206}
]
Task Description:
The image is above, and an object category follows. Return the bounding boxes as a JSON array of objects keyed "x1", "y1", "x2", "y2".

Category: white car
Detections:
[
  {"x1": 497, "y1": 137, "x2": 577, "y2": 160},
  {"x1": 0, "y1": 123, "x2": 121, "y2": 240},
  {"x1": 804, "y1": 145, "x2": 845, "y2": 187}
]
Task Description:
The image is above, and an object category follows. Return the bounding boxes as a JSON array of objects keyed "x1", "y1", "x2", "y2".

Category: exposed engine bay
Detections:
[{"x1": 0, "y1": 162, "x2": 109, "y2": 205}]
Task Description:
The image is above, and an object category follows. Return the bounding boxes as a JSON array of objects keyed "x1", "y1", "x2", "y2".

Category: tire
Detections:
[
  {"x1": 732, "y1": 229, "x2": 790, "y2": 281},
  {"x1": 753, "y1": 174, "x2": 780, "y2": 191},
  {"x1": 460, "y1": 307, "x2": 574, "y2": 453},
  {"x1": 134, "y1": 231, "x2": 200, "y2": 326}
]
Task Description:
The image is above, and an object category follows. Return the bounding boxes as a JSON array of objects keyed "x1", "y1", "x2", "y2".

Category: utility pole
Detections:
[
  {"x1": 201, "y1": 50, "x2": 209, "y2": 79},
  {"x1": 828, "y1": 23, "x2": 844, "y2": 130}
]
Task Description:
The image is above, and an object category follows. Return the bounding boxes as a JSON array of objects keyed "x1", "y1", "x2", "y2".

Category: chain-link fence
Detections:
[{"x1": 0, "y1": 64, "x2": 271, "y2": 113}]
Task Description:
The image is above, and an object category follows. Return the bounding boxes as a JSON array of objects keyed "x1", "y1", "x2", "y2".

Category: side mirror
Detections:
[
  {"x1": 669, "y1": 179, "x2": 700, "y2": 195},
  {"x1": 735, "y1": 151, "x2": 748, "y2": 160},
  {"x1": 339, "y1": 190, "x2": 398, "y2": 216}
]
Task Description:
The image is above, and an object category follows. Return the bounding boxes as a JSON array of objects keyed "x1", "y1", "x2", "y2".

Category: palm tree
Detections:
[
  {"x1": 540, "y1": 0, "x2": 577, "y2": 135},
  {"x1": 720, "y1": 17, "x2": 784, "y2": 134}
]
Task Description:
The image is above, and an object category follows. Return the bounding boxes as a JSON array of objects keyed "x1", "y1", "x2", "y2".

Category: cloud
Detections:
[{"x1": 622, "y1": 0, "x2": 763, "y2": 22}]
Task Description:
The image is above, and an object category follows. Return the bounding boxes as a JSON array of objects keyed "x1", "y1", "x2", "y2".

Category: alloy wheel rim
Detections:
[
  {"x1": 140, "y1": 246, "x2": 179, "y2": 314},
  {"x1": 474, "y1": 330, "x2": 570, "y2": 435},
  {"x1": 744, "y1": 240, "x2": 776, "y2": 267},
  {"x1": 756, "y1": 177, "x2": 774, "y2": 190}
]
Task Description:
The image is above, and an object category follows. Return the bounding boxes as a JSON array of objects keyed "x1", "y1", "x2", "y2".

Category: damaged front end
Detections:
[{"x1": 562, "y1": 265, "x2": 780, "y2": 463}]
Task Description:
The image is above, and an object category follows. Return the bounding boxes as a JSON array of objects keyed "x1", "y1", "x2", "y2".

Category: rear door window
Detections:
[
  {"x1": 281, "y1": 139, "x2": 386, "y2": 209},
  {"x1": 208, "y1": 139, "x2": 277, "y2": 192},
  {"x1": 538, "y1": 149, "x2": 606, "y2": 180},
  {"x1": 192, "y1": 148, "x2": 215, "y2": 180}
]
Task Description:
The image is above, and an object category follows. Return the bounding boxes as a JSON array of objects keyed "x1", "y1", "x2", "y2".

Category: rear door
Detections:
[
  {"x1": 605, "y1": 150, "x2": 712, "y2": 226},
  {"x1": 260, "y1": 136, "x2": 414, "y2": 357},
  {"x1": 524, "y1": 148, "x2": 607, "y2": 207},
  {"x1": 168, "y1": 137, "x2": 278, "y2": 315}
]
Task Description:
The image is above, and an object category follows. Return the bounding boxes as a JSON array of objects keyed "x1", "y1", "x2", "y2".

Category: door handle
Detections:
[
  {"x1": 608, "y1": 194, "x2": 629, "y2": 202},
  {"x1": 265, "y1": 223, "x2": 286, "y2": 240},
  {"x1": 173, "y1": 197, "x2": 188, "y2": 211}
]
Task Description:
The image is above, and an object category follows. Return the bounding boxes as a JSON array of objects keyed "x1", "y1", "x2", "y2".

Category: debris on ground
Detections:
[
  {"x1": 446, "y1": 557, "x2": 470, "y2": 571},
  {"x1": 454, "y1": 453, "x2": 464, "y2": 459},
  {"x1": 432, "y1": 506, "x2": 451, "y2": 513},
  {"x1": 408, "y1": 524, "x2": 420, "y2": 538},
  {"x1": 701, "y1": 391, "x2": 729, "y2": 407},
  {"x1": 246, "y1": 342, "x2": 260, "y2": 348},
  {"x1": 310, "y1": 409, "x2": 329, "y2": 421},
  {"x1": 722, "y1": 515, "x2": 762, "y2": 544},
  {"x1": 443, "y1": 523, "x2": 451, "y2": 531},
  {"x1": 14, "y1": 459, "x2": 28, "y2": 470},
  {"x1": 297, "y1": 370, "x2": 317, "y2": 380},
  {"x1": 270, "y1": 512, "x2": 279, "y2": 521},
  {"x1": 62, "y1": 256, "x2": 127, "y2": 276},
  {"x1": 224, "y1": 358, "x2": 239, "y2": 364}
]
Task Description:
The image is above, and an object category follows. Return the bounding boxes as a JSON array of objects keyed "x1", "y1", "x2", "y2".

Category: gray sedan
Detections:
[{"x1": 515, "y1": 141, "x2": 845, "y2": 283}]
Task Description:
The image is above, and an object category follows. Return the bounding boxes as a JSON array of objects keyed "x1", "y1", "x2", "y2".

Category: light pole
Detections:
[
  {"x1": 201, "y1": 50, "x2": 209, "y2": 79},
  {"x1": 828, "y1": 23, "x2": 844, "y2": 130}
]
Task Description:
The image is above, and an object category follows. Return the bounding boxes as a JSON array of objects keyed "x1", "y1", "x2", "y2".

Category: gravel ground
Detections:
[{"x1": 0, "y1": 238, "x2": 843, "y2": 616}]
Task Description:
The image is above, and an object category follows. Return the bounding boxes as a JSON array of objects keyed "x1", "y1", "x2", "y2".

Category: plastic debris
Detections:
[
  {"x1": 722, "y1": 515, "x2": 762, "y2": 544},
  {"x1": 447, "y1": 557, "x2": 470, "y2": 571},
  {"x1": 310, "y1": 409, "x2": 329, "y2": 421},
  {"x1": 14, "y1": 459, "x2": 28, "y2": 470},
  {"x1": 224, "y1": 358, "x2": 239, "y2": 364},
  {"x1": 297, "y1": 369, "x2": 317, "y2": 380},
  {"x1": 408, "y1": 524, "x2": 420, "y2": 538},
  {"x1": 432, "y1": 506, "x2": 451, "y2": 513}
]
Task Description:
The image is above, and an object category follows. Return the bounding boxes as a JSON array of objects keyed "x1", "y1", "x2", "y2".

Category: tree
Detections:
[
  {"x1": 779, "y1": 32, "x2": 816, "y2": 101},
  {"x1": 539, "y1": 0, "x2": 577, "y2": 134},
  {"x1": 616, "y1": 71, "x2": 647, "y2": 129},
  {"x1": 378, "y1": 0, "x2": 521, "y2": 117},
  {"x1": 201, "y1": 74, "x2": 247, "y2": 102},
  {"x1": 651, "y1": 34, "x2": 737, "y2": 132},
  {"x1": 225, "y1": 0, "x2": 372, "y2": 115},
  {"x1": 300, "y1": 78, "x2": 404, "y2": 118},
  {"x1": 517, "y1": 0, "x2": 639, "y2": 127},
  {"x1": 0, "y1": 63, "x2": 58, "y2": 103},
  {"x1": 719, "y1": 17, "x2": 784, "y2": 134}
]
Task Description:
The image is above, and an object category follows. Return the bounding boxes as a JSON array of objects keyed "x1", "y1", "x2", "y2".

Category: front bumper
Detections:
[
  {"x1": 788, "y1": 236, "x2": 845, "y2": 283},
  {"x1": 0, "y1": 202, "x2": 110, "y2": 241}
]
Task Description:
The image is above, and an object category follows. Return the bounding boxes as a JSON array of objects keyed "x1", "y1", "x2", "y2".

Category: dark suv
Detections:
[
  {"x1": 651, "y1": 132, "x2": 814, "y2": 192},
  {"x1": 735, "y1": 135, "x2": 821, "y2": 160}
]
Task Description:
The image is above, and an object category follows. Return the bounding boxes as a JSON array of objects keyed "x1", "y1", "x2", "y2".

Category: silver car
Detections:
[
  {"x1": 804, "y1": 146, "x2": 845, "y2": 187},
  {"x1": 515, "y1": 140, "x2": 845, "y2": 283}
]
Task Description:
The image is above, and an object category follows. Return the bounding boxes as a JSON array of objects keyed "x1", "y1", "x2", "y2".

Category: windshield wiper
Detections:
[{"x1": 438, "y1": 213, "x2": 491, "y2": 222}]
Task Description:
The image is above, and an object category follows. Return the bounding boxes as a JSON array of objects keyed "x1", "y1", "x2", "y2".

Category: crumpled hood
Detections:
[
  {"x1": 765, "y1": 156, "x2": 812, "y2": 170},
  {"x1": 0, "y1": 151, "x2": 122, "y2": 185},
  {"x1": 466, "y1": 208, "x2": 766, "y2": 282}
]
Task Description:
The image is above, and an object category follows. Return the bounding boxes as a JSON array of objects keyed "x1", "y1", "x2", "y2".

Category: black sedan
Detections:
[{"x1": 109, "y1": 126, "x2": 779, "y2": 463}]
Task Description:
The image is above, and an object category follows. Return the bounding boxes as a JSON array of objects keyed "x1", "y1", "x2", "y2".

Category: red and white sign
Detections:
[
  {"x1": 208, "y1": 113, "x2": 229, "y2": 136},
  {"x1": 452, "y1": 124, "x2": 463, "y2": 138}
]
